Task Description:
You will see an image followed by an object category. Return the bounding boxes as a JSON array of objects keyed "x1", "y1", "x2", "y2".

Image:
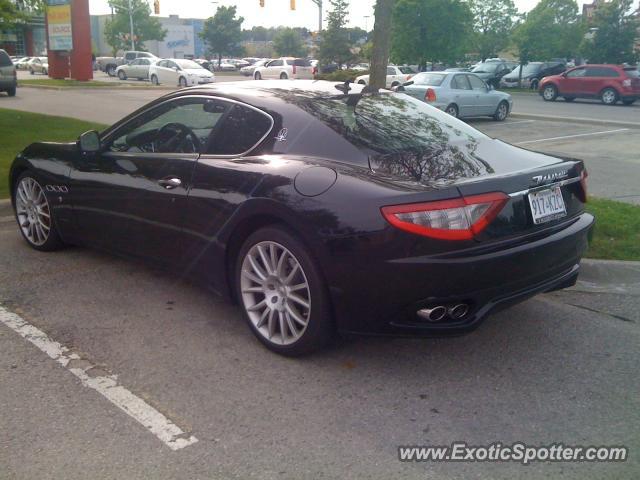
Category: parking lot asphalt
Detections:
[{"x1": 0, "y1": 208, "x2": 639, "y2": 479}]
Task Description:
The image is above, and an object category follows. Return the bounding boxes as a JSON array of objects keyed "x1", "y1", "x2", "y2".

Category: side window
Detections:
[
  {"x1": 125, "y1": 53, "x2": 135, "y2": 61},
  {"x1": 207, "y1": 104, "x2": 273, "y2": 156},
  {"x1": 566, "y1": 68, "x2": 586, "y2": 78},
  {"x1": 586, "y1": 67, "x2": 619, "y2": 77},
  {"x1": 467, "y1": 75, "x2": 486, "y2": 91},
  {"x1": 387, "y1": 67, "x2": 395, "y2": 76},
  {"x1": 167, "y1": 61, "x2": 178, "y2": 70},
  {"x1": 140, "y1": 59, "x2": 150, "y2": 66},
  {"x1": 270, "y1": 60, "x2": 283, "y2": 67},
  {"x1": 109, "y1": 98, "x2": 230, "y2": 154},
  {"x1": 156, "y1": 60, "x2": 166, "y2": 68},
  {"x1": 451, "y1": 75, "x2": 471, "y2": 90}
]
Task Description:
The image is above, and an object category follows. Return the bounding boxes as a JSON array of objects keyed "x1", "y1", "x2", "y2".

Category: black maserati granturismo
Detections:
[{"x1": 9, "y1": 80, "x2": 594, "y2": 355}]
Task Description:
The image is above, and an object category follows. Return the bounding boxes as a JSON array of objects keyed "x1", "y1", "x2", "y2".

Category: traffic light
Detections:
[
  {"x1": 259, "y1": 0, "x2": 265, "y2": 6},
  {"x1": 290, "y1": 0, "x2": 296, "y2": 9},
  {"x1": 154, "y1": 0, "x2": 160, "y2": 14}
]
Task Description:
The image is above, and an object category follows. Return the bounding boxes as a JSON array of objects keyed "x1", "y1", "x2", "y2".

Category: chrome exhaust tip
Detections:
[
  {"x1": 448, "y1": 303, "x2": 469, "y2": 320},
  {"x1": 417, "y1": 306, "x2": 447, "y2": 322}
]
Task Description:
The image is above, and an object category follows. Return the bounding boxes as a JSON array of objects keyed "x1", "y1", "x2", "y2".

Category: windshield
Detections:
[
  {"x1": 411, "y1": 73, "x2": 446, "y2": 86},
  {"x1": 399, "y1": 66, "x2": 415, "y2": 74},
  {"x1": 472, "y1": 63, "x2": 498, "y2": 73},
  {"x1": 175, "y1": 59, "x2": 203, "y2": 70},
  {"x1": 296, "y1": 93, "x2": 491, "y2": 181}
]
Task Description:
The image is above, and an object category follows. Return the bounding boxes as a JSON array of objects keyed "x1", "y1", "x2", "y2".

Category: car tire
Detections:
[
  {"x1": 600, "y1": 88, "x2": 618, "y2": 105},
  {"x1": 178, "y1": 76, "x2": 188, "y2": 88},
  {"x1": 280, "y1": 73, "x2": 288, "y2": 80},
  {"x1": 391, "y1": 81, "x2": 400, "y2": 88},
  {"x1": 7, "y1": 86, "x2": 16, "y2": 97},
  {"x1": 564, "y1": 97, "x2": 575, "y2": 102},
  {"x1": 117, "y1": 70, "x2": 127, "y2": 80},
  {"x1": 106, "y1": 65, "x2": 117, "y2": 77},
  {"x1": 235, "y1": 225, "x2": 333, "y2": 356},
  {"x1": 542, "y1": 84, "x2": 557, "y2": 101},
  {"x1": 444, "y1": 104, "x2": 459, "y2": 118},
  {"x1": 13, "y1": 172, "x2": 65, "y2": 252},
  {"x1": 493, "y1": 101, "x2": 509, "y2": 121},
  {"x1": 43, "y1": 69, "x2": 48, "y2": 76},
  {"x1": 358, "y1": 80, "x2": 366, "y2": 85},
  {"x1": 530, "y1": 79, "x2": 539, "y2": 90},
  {"x1": 151, "y1": 74, "x2": 159, "y2": 85},
  {"x1": 254, "y1": 72, "x2": 262, "y2": 80},
  {"x1": 622, "y1": 99, "x2": 636, "y2": 106},
  {"x1": 29, "y1": 69, "x2": 34, "y2": 75}
]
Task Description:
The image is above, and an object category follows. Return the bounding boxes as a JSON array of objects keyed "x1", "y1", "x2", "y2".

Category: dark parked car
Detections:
[
  {"x1": 9, "y1": 81, "x2": 594, "y2": 355},
  {"x1": 500, "y1": 61, "x2": 566, "y2": 90},
  {"x1": 470, "y1": 61, "x2": 513, "y2": 88},
  {"x1": 539, "y1": 64, "x2": 640, "y2": 105},
  {"x1": 0, "y1": 49, "x2": 17, "y2": 97}
]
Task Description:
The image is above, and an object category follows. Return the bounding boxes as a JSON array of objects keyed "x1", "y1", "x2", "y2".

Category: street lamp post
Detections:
[
  {"x1": 310, "y1": 0, "x2": 322, "y2": 32},
  {"x1": 127, "y1": 0, "x2": 135, "y2": 50}
]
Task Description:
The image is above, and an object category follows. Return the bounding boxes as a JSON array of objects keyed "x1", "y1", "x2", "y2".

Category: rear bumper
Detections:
[{"x1": 332, "y1": 212, "x2": 595, "y2": 337}]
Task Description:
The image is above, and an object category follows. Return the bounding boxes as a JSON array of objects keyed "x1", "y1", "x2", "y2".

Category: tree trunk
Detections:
[
  {"x1": 369, "y1": 0, "x2": 395, "y2": 90},
  {"x1": 517, "y1": 61, "x2": 524, "y2": 89}
]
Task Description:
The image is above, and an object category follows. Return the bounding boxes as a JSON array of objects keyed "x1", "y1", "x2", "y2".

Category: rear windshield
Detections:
[
  {"x1": 399, "y1": 66, "x2": 415, "y2": 74},
  {"x1": 0, "y1": 50, "x2": 12, "y2": 67},
  {"x1": 624, "y1": 68, "x2": 639, "y2": 78},
  {"x1": 293, "y1": 59, "x2": 311, "y2": 67},
  {"x1": 175, "y1": 59, "x2": 203, "y2": 69},
  {"x1": 411, "y1": 73, "x2": 446, "y2": 86},
  {"x1": 296, "y1": 93, "x2": 489, "y2": 179}
]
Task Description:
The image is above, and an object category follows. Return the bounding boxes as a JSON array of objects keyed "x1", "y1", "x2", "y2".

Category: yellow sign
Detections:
[{"x1": 47, "y1": 4, "x2": 73, "y2": 50}]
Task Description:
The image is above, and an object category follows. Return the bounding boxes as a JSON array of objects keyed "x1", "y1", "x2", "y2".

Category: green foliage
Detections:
[
  {"x1": 273, "y1": 28, "x2": 308, "y2": 57},
  {"x1": 201, "y1": 6, "x2": 245, "y2": 63},
  {"x1": 580, "y1": 0, "x2": 639, "y2": 64},
  {"x1": 318, "y1": 0, "x2": 354, "y2": 67},
  {"x1": 585, "y1": 197, "x2": 640, "y2": 261},
  {"x1": 391, "y1": 0, "x2": 473, "y2": 67},
  {"x1": 0, "y1": 0, "x2": 44, "y2": 25},
  {"x1": 104, "y1": 0, "x2": 166, "y2": 53},
  {"x1": 469, "y1": 0, "x2": 520, "y2": 60},
  {"x1": 315, "y1": 69, "x2": 365, "y2": 81},
  {"x1": 513, "y1": 0, "x2": 583, "y2": 63}
]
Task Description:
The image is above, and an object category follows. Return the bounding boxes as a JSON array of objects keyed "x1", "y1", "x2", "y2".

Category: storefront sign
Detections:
[{"x1": 47, "y1": 3, "x2": 73, "y2": 51}]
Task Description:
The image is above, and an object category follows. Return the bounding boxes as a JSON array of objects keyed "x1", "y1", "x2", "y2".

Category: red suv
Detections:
[{"x1": 539, "y1": 64, "x2": 640, "y2": 106}]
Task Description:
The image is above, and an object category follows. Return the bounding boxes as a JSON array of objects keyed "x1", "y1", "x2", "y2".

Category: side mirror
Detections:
[{"x1": 79, "y1": 130, "x2": 101, "y2": 153}]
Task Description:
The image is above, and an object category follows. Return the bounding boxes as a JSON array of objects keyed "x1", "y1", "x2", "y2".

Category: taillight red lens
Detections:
[
  {"x1": 578, "y1": 169, "x2": 588, "y2": 203},
  {"x1": 292, "y1": 65, "x2": 297, "y2": 75},
  {"x1": 425, "y1": 88, "x2": 436, "y2": 102},
  {"x1": 381, "y1": 192, "x2": 509, "y2": 240}
]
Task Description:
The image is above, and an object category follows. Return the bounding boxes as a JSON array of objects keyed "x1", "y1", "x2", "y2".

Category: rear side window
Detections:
[
  {"x1": 467, "y1": 75, "x2": 486, "y2": 90},
  {"x1": 207, "y1": 104, "x2": 273, "y2": 156},
  {"x1": 293, "y1": 59, "x2": 310, "y2": 67},
  {"x1": 0, "y1": 50, "x2": 12, "y2": 67},
  {"x1": 270, "y1": 60, "x2": 283, "y2": 67},
  {"x1": 586, "y1": 67, "x2": 619, "y2": 77},
  {"x1": 451, "y1": 75, "x2": 471, "y2": 90}
]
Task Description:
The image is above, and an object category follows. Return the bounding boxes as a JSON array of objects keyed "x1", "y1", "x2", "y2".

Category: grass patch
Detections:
[
  {"x1": 19, "y1": 79, "x2": 147, "y2": 88},
  {"x1": 0, "y1": 108, "x2": 106, "y2": 199},
  {"x1": 585, "y1": 197, "x2": 640, "y2": 261}
]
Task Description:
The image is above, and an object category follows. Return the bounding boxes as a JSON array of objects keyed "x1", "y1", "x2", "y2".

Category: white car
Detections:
[
  {"x1": 240, "y1": 59, "x2": 269, "y2": 77},
  {"x1": 28, "y1": 57, "x2": 49, "y2": 75},
  {"x1": 253, "y1": 57, "x2": 315, "y2": 80},
  {"x1": 355, "y1": 65, "x2": 416, "y2": 88},
  {"x1": 149, "y1": 59, "x2": 215, "y2": 87},
  {"x1": 115, "y1": 58, "x2": 154, "y2": 81}
]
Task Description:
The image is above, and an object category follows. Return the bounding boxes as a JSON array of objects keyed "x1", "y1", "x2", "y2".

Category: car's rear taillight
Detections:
[
  {"x1": 425, "y1": 88, "x2": 436, "y2": 102},
  {"x1": 292, "y1": 65, "x2": 297, "y2": 75},
  {"x1": 622, "y1": 79, "x2": 631, "y2": 87},
  {"x1": 578, "y1": 169, "x2": 588, "y2": 203},
  {"x1": 381, "y1": 192, "x2": 509, "y2": 240},
  {"x1": 312, "y1": 66, "x2": 318, "y2": 76}
]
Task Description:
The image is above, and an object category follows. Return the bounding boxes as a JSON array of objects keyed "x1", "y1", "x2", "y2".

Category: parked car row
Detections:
[
  {"x1": 0, "y1": 49, "x2": 17, "y2": 97},
  {"x1": 355, "y1": 65, "x2": 416, "y2": 88}
]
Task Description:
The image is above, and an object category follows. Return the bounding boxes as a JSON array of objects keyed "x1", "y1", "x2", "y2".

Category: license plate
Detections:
[{"x1": 528, "y1": 186, "x2": 567, "y2": 224}]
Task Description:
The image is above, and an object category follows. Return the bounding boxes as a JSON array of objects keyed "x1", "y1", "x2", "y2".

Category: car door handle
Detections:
[{"x1": 158, "y1": 177, "x2": 182, "y2": 189}]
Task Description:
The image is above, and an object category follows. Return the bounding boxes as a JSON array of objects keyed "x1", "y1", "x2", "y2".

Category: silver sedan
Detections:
[
  {"x1": 400, "y1": 72, "x2": 513, "y2": 121},
  {"x1": 115, "y1": 58, "x2": 154, "y2": 81}
]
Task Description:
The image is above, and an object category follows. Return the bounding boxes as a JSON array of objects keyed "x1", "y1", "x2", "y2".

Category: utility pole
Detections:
[
  {"x1": 310, "y1": 0, "x2": 322, "y2": 32},
  {"x1": 369, "y1": 0, "x2": 395, "y2": 90},
  {"x1": 127, "y1": 0, "x2": 135, "y2": 50}
]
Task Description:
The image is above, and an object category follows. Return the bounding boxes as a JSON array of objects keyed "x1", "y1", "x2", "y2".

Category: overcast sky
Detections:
[{"x1": 89, "y1": 0, "x2": 639, "y2": 30}]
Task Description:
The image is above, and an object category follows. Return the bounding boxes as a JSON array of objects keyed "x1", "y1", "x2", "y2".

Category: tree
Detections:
[
  {"x1": 318, "y1": 0, "x2": 353, "y2": 68},
  {"x1": 369, "y1": 0, "x2": 395, "y2": 89},
  {"x1": 273, "y1": 28, "x2": 308, "y2": 57},
  {"x1": 581, "y1": 0, "x2": 639, "y2": 64},
  {"x1": 469, "y1": 0, "x2": 519, "y2": 61},
  {"x1": 513, "y1": 0, "x2": 583, "y2": 64},
  {"x1": 0, "y1": 0, "x2": 44, "y2": 25},
  {"x1": 391, "y1": 0, "x2": 473, "y2": 69},
  {"x1": 201, "y1": 6, "x2": 245, "y2": 66},
  {"x1": 104, "y1": 0, "x2": 166, "y2": 54}
]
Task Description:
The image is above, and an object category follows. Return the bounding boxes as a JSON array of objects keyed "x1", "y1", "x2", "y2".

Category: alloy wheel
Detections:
[
  {"x1": 495, "y1": 102, "x2": 508, "y2": 121},
  {"x1": 543, "y1": 86, "x2": 556, "y2": 101},
  {"x1": 445, "y1": 105, "x2": 458, "y2": 117},
  {"x1": 240, "y1": 241, "x2": 311, "y2": 346},
  {"x1": 179, "y1": 77, "x2": 187, "y2": 87},
  {"x1": 601, "y1": 89, "x2": 617, "y2": 105},
  {"x1": 15, "y1": 177, "x2": 51, "y2": 247}
]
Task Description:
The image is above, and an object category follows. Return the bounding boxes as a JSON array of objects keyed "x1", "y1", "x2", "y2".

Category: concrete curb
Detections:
[
  {"x1": 571, "y1": 258, "x2": 640, "y2": 295},
  {"x1": 18, "y1": 84, "x2": 174, "y2": 92},
  {"x1": 510, "y1": 112, "x2": 640, "y2": 130}
]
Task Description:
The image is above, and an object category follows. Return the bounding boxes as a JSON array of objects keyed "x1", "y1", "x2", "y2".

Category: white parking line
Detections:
[
  {"x1": 0, "y1": 304, "x2": 198, "y2": 451},
  {"x1": 500, "y1": 120, "x2": 536, "y2": 126},
  {"x1": 516, "y1": 128, "x2": 629, "y2": 145}
]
